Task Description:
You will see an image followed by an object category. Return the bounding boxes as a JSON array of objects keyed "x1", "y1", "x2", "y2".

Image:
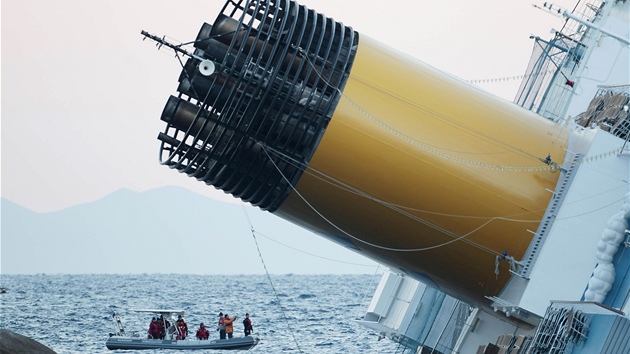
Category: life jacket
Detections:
[
  {"x1": 243, "y1": 318, "x2": 252, "y2": 329},
  {"x1": 148, "y1": 321, "x2": 160, "y2": 338},
  {"x1": 177, "y1": 320, "x2": 187, "y2": 339},
  {"x1": 196, "y1": 326, "x2": 209, "y2": 339}
]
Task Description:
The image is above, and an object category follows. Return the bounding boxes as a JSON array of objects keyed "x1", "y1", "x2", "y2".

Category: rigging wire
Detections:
[
  {"x1": 295, "y1": 46, "x2": 624, "y2": 172},
  {"x1": 240, "y1": 203, "x2": 304, "y2": 353},
  {"x1": 153, "y1": 28, "x2": 628, "y2": 258},
  {"x1": 268, "y1": 143, "x2": 630, "y2": 222},
  {"x1": 466, "y1": 69, "x2": 556, "y2": 85},
  {"x1": 266, "y1": 133, "x2": 629, "y2": 233},
  {"x1": 295, "y1": 46, "x2": 558, "y2": 170},
  {"x1": 259, "y1": 143, "x2": 503, "y2": 256},
  {"x1": 177, "y1": 28, "x2": 244, "y2": 47},
  {"x1": 259, "y1": 142, "x2": 545, "y2": 256},
  {"x1": 259, "y1": 138, "x2": 627, "y2": 257},
  {"x1": 154, "y1": 33, "x2": 624, "y2": 176},
  {"x1": 555, "y1": 195, "x2": 629, "y2": 221},
  {"x1": 346, "y1": 75, "x2": 548, "y2": 161},
  {"x1": 252, "y1": 229, "x2": 378, "y2": 267},
  {"x1": 152, "y1": 28, "x2": 625, "y2": 174},
  {"x1": 263, "y1": 144, "x2": 547, "y2": 222},
  {"x1": 357, "y1": 264, "x2": 382, "y2": 319}
]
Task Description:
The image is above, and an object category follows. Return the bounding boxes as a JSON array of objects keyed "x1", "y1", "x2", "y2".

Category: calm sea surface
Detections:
[{"x1": 0, "y1": 274, "x2": 401, "y2": 353}]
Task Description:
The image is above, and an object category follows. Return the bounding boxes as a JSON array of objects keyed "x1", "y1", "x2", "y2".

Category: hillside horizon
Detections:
[{"x1": 1, "y1": 186, "x2": 378, "y2": 275}]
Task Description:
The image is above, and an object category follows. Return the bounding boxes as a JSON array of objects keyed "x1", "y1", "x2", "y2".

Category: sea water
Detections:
[{"x1": 0, "y1": 274, "x2": 401, "y2": 353}]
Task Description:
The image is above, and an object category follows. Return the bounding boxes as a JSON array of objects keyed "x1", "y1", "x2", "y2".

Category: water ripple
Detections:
[{"x1": 0, "y1": 274, "x2": 398, "y2": 353}]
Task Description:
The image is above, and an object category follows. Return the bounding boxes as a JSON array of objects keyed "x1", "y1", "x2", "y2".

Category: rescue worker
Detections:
[
  {"x1": 223, "y1": 314, "x2": 237, "y2": 339},
  {"x1": 243, "y1": 313, "x2": 253, "y2": 336},
  {"x1": 148, "y1": 317, "x2": 160, "y2": 339},
  {"x1": 196, "y1": 323, "x2": 209, "y2": 340},
  {"x1": 217, "y1": 312, "x2": 226, "y2": 339},
  {"x1": 157, "y1": 315, "x2": 168, "y2": 339},
  {"x1": 176, "y1": 315, "x2": 188, "y2": 340}
]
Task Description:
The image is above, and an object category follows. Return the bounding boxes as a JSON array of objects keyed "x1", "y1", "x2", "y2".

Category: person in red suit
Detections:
[
  {"x1": 147, "y1": 317, "x2": 160, "y2": 339},
  {"x1": 176, "y1": 315, "x2": 188, "y2": 340},
  {"x1": 242, "y1": 313, "x2": 253, "y2": 336},
  {"x1": 195, "y1": 323, "x2": 209, "y2": 340}
]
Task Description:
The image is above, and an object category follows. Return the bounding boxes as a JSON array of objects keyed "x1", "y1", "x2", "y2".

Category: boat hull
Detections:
[{"x1": 105, "y1": 336, "x2": 259, "y2": 350}]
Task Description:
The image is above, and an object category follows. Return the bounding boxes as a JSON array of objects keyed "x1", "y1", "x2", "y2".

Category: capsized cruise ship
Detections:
[{"x1": 142, "y1": 0, "x2": 630, "y2": 352}]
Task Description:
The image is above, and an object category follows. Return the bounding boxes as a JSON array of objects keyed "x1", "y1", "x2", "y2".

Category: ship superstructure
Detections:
[{"x1": 143, "y1": 0, "x2": 630, "y2": 352}]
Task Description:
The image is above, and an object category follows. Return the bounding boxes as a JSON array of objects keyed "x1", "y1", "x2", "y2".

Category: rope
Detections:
[{"x1": 240, "y1": 203, "x2": 304, "y2": 353}]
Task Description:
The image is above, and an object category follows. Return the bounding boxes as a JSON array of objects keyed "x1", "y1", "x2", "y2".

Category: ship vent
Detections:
[{"x1": 157, "y1": 0, "x2": 357, "y2": 211}]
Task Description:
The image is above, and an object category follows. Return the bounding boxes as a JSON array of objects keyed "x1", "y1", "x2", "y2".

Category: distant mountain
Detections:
[{"x1": 1, "y1": 186, "x2": 376, "y2": 275}]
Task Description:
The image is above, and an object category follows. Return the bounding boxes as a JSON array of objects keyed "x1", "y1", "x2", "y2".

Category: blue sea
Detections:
[{"x1": 0, "y1": 274, "x2": 401, "y2": 353}]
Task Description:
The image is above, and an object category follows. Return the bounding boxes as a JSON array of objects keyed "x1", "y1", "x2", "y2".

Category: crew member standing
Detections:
[
  {"x1": 176, "y1": 315, "x2": 188, "y2": 340},
  {"x1": 148, "y1": 317, "x2": 160, "y2": 339},
  {"x1": 223, "y1": 314, "x2": 237, "y2": 339},
  {"x1": 217, "y1": 312, "x2": 226, "y2": 339},
  {"x1": 243, "y1": 313, "x2": 253, "y2": 336},
  {"x1": 196, "y1": 323, "x2": 209, "y2": 340}
]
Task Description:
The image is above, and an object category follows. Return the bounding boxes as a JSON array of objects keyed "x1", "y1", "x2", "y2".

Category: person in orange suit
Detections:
[{"x1": 223, "y1": 314, "x2": 237, "y2": 339}]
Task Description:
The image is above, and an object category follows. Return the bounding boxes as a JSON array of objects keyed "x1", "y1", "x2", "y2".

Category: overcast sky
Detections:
[{"x1": 1, "y1": 0, "x2": 577, "y2": 273}]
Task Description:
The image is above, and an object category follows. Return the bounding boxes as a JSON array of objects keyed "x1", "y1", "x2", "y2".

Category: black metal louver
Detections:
[{"x1": 156, "y1": 0, "x2": 357, "y2": 211}]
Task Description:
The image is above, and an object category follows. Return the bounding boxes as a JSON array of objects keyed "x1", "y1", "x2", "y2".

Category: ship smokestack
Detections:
[{"x1": 149, "y1": 0, "x2": 570, "y2": 312}]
